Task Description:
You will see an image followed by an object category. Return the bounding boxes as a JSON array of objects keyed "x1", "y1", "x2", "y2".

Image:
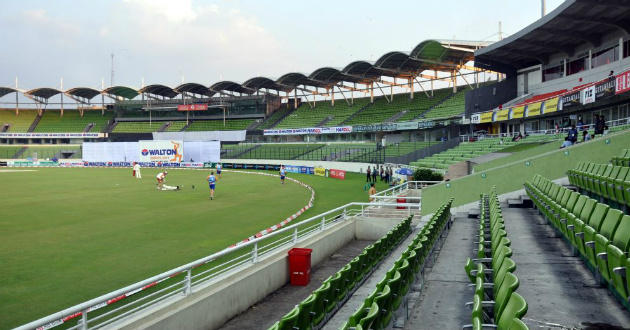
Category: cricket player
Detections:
[
  {"x1": 279, "y1": 166, "x2": 286, "y2": 185},
  {"x1": 207, "y1": 171, "x2": 217, "y2": 200},
  {"x1": 156, "y1": 171, "x2": 167, "y2": 190},
  {"x1": 368, "y1": 183, "x2": 377, "y2": 202},
  {"x1": 134, "y1": 162, "x2": 142, "y2": 179},
  {"x1": 216, "y1": 163, "x2": 222, "y2": 179}
]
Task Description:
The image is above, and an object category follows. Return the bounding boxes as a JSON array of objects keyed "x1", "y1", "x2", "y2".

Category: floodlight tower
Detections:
[{"x1": 542, "y1": 0, "x2": 547, "y2": 17}]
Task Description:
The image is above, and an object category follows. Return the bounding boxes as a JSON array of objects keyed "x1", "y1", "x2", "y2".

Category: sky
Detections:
[{"x1": 0, "y1": 0, "x2": 565, "y2": 91}]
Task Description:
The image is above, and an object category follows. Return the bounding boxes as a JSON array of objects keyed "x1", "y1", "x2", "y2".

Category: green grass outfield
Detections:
[{"x1": 0, "y1": 167, "x2": 390, "y2": 329}]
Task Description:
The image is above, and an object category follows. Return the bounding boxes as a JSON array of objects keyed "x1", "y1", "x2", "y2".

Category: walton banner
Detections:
[
  {"x1": 329, "y1": 169, "x2": 346, "y2": 180},
  {"x1": 139, "y1": 140, "x2": 184, "y2": 163}
]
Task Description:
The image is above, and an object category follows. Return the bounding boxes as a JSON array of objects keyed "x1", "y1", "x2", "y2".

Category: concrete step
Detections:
[
  {"x1": 467, "y1": 208, "x2": 480, "y2": 218},
  {"x1": 507, "y1": 195, "x2": 533, "y2": 208}
]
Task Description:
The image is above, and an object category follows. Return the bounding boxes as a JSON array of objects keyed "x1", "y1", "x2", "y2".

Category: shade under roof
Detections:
[
  {"x1": 25, "y1": 88, "x2": 63, "y2": 99},
  {"x1": 242, "y1": 77, "x2": 293, "y2": 93},
  {"x1": 65, "y1": 87, "x2": 101, "y2": 100},
  {"x1": 210, "y1": 81, "x2": 254, "y2": 95},
  {"x1": 174, "y1": 83, "x2": 215, "y2": 97},
  {"x1": 0, "y1": 87, "x2": 20, "y2": 98},
  {"x1": 138, "y1": 84, "x2": 179, "y2": 98}
]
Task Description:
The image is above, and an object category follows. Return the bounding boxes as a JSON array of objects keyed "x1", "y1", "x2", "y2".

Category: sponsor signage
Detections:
[
  {"x1": 417, "y1": 121, "x2": 435, "y2": 129},
  {"x1": 595, "y1": 79, "x2": 616, "y2": 100},
  {"x1": 58, "y1": 160, "x2": 85, "y2": 167},
  {"x1": 616, "y1": 71, "x2": 630, "y2": 95},
  {"x1": 480, "y1": 111, "x2": 493, "y2": 123},
  {"x1": 494, "y1": 109, "x2": 510, "y2": 122},
  {"x1": 559, "y1": 90, "x2": 580, "y2": 110},
  {"x1": 139, "y1": 140, "x2": 184, "y2": 163},
  {"x1": 396, "y1": 122, "x2": 418, "y2": 130},
  {"x1": 329, "y1": 169, "x2": 346, "y2": 180},
  {"x1": 581, "y1": 85, "x2": 596, "y2": 105},
  {"x1": 526, "y1": 102, "x2": 542, "y2": 117},
  {"x1": 351, "y1": 123, "x2": 398, "y2": 133},
  {"x1": 263, "y1": 126, "x2": 352, "y2": 136},
  {"x1": 511, "y1": 106, "x2": 525, "y2": 119},
  {"x1": 543, "y1": 97, "x2": 559, "y2": 114},
  {"x1": 221, "y1": 163, "x2": 288, "y2": 171},
  {"x1": 81, "y1": 161, "x2": 198, "y2": 168},
  {"x1": 314, "y1": 167, "x2": 326, "y2": 177},
  {"x1": 0, "y1": 132, "x2": 104, "y2": 138},
  {"x1": 470, "y1": 114, "x2": 481, "y2": 124},
  {"x1": 177, "y1": 104, "x2": 208, "y2": 111}
]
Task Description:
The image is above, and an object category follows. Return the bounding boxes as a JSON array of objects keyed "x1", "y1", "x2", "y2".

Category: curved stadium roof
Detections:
[
  {"x1": 0, "y1": 38, "x2": 490, "y2": 101},
  {"x1": 474, "y1": 0, "x2": 630, "y2": 73}
]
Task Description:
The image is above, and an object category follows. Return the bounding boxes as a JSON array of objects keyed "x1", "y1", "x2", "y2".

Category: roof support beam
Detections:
[
  {"x1": 497, "y1": 49, "x2": 549, "y2": 65},
  {"x1": 536, "y1": 28, "x2": 601, "y2": 48},
  {"x1": 512, "y1": 40, "x2": 574, "y2": 58}
]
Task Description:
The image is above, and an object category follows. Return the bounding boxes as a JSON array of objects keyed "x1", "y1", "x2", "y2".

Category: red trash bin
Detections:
[
  {"x1": 397, "y1": 195, "x2": 406, "y2": 209},
  {"x1": 288, "y1": 248, "x2": 312, "y2": 286}
]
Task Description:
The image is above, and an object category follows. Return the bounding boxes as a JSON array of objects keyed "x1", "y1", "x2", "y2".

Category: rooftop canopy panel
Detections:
[
  {"x1": 25, "y1": 88, "x2": 63, "y2": 99},
  {"x1": 374, "y1": 52, "x2": 423, "y2": 77},
  {"x1": 138, "y1": 84, "x2": 179, "y2": 99},
  {"x1": 275, "y1": 72, "x2": 329, "y2": 89},
  {"x1": 474, "y1": 0, "x2": 630, "y2": 73},
  {"x1": 341, "y1": 61, "x2": 384, "y2": 82},
  {"x1": 0, "y1": 87, "x2": 20, "y2": 98},
  {"x1": 102, "y1": 86, "x2": 140, "y2": 100},
  {"x1": 173, "y1": 83, "x2": 215, "y2": 97},
  {"x1": 308, "y1": 67, "x2": 365, "y2": 85},
  {"x1": 241, "y1": 77, "x2": 293, "y2": 93},
  {"x1": 410, "y1": 39, "x2": 490, "y2": 70},
  {"x1": 209, "y1": 81, "x2": 254, "y2": 95},
  {"x1": 65, "y1": 87, "x2": 101, "y2": 100}
]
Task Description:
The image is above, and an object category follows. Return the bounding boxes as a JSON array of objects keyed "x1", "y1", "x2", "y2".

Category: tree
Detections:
[{"x1": 412, "y1": 168, "x2": 444, "y2": 181}]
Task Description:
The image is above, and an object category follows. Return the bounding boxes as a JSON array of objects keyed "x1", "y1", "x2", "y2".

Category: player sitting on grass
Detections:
[{"x1": 207, "y1": 171, "x2": 217, "y2": 200}]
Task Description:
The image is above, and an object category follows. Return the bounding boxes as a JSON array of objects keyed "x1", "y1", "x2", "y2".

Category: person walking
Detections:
[
  {"x1": 280, "y1": 166, "x2": 286, "y2": 185},
  {"x1": 206, "y1": 171, "x2": 217, "y2": 200},
  {"x1": 216, "y1": 163, "x2": 222, "y2": 179},
  {"x1": 366, "y1": 166, "x2": 372, "y2": 182}
]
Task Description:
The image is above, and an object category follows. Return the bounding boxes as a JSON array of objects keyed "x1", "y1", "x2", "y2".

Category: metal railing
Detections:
[{"x1": 15, "y1": 199, "x2": 419, "y2": 330}]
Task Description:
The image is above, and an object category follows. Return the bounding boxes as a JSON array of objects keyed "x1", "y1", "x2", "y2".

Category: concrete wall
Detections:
[
  {"x1": 115, "y1": 219, "x2": 361, "y2": 330},
  {"x1": 354, "y1": 216, "x2": 404, "y2": 240}
]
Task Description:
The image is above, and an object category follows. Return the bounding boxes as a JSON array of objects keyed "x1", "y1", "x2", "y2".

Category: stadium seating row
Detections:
[
  {"x1": 611, "y1": 149, "x2": 630, "y2": 167},
  {"x1": 566, "y1": 161, "x2": 630, "y2": 210},
  {"x1": 463, "y1": 189, "x2": 529, "y2": 330},
  {"x1": 410, "y1": 138, "x2": 515, "y2": 170},
  {"x1": 0, "y1": 110, "x2": 37, "y2": 132},
  {"x1": 339, "y1": 199, "x2": 454, "y2": 330},
  {"x1": 525, "y1": 175, "x2": 630, "y2": 309},
  {"x1": 35, "y1": 110, "x2": 113, "y2": 133},
  {"x1": 267, "y1": 215, "x2": 414, "y2": 330}
]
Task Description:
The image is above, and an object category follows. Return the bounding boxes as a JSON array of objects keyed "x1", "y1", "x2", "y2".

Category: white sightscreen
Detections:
[{"x1": 183, "y1": 141, "x2": 220, "y2": 162}]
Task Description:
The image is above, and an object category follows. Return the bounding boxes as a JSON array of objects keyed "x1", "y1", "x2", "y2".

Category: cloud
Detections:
[{"x1": 97, "y1": 0, "x2": 299, "y2": 85}]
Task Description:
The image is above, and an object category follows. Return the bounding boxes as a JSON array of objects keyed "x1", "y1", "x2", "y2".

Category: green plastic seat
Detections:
[
  {"x1": 573, "y1": 202, "x2": 608, "y2": 257},
  {"x1": 372, "y1": 285, "x2": 393, "y2": 330},
  {"x1": 388, "y1": 270, "x2": 404, "y2": 310},
  {"x1": 496, "y1": 293, "x2": 528, "y2": 330},
  {"x1": 494, "y1": 272, "x2": 520, "y2": 321},
  {"x1": 295, "y1": 294, "x2": 316, "y2": 330},
  {"x1": 324, "y1": 273, "x2": 341, "y2": 313},
  {"x1": 358, "y1": 302, "x2": 379, "y2": 330},
  {"x1": 311, "y1": 282, "x2": 330, "y2": 326},
  {"x1": 507, "y1": 318, "x2": 530, "y2": 330},
  {"x1": 337, "y1": 265, "x2": 351, "y2": 302},
  {"x1": 587, "y1": 209, "x2": 622, "y2": 275},
  {"x1": 278, "y1": 306, "x2": 300, "y2": 330}
]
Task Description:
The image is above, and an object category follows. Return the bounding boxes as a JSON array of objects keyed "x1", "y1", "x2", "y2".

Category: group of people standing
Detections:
[{"x1": 366, "y1": 165, "x2": 394, "y2": 184}]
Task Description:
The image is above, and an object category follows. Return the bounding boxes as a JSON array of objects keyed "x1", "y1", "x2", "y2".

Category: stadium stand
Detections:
[
  {"x1": 0, "y1": 146, "x2": 24, "y2": 159},
  {"x1": 258, "y1": 108, "x2": 293, "y2": 130},
  {"x1": 410, "y1": 138, "x2": 515, "y2": 170},
  {"x1": 17, "y1": 145, "x2": 82, "y2": 159},
  {"x1": 112, "y1": 122, "x2": 168, "y2": 133},
  {"x1": 0, "y1": 110, "x2": 37, "y2": 132},
  {"x1": 267, "y1": 215, "x2": 414, "y2": 330},
  {"x1": 274, "y1": 98, "x2": 370, "y2": 129},
  {"x1": 232, "y1": 143, "x2": 325, "y2": 160},
  {"x1": 186, "y1": 119, "x2": 255, "y2": 131},
  {"x1": 294, "y1": 143, "x2": 377, "y2": 161},
  {"x1": 420, "y1": 86, "x2": 470, "y2": 120},
  {"x1": 338, "y1": 200, "x2": 453, "y2": 330},
  {"x1": 384, "y1": 142, "x2": 431, "y2": 158},
  {"x1": 35, "y1": 110, "x2": 114, "y2": 132},
  {"x1": 525, "y1": 174, "x2": 630, "y2": 309},
  {"x1": 463, "y1": 189, "x2": 528, "y2": 329}
]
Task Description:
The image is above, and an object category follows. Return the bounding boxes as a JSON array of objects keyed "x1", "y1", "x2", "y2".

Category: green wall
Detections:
[{"x1": 422, "y1": 131, "x2": 630, "y2": 215}]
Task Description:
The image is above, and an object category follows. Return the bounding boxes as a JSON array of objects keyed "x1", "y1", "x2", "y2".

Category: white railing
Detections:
[{"x1": 15, "y1": 199, "x2": 419, "y2": 330}]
